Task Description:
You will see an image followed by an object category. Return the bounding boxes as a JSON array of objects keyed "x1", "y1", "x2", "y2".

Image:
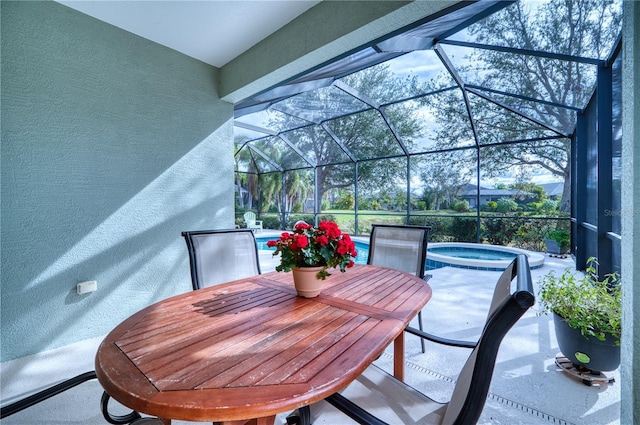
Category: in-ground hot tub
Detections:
[{"x1": 426, "y1": 242, "x2": 545, "y2": 271}]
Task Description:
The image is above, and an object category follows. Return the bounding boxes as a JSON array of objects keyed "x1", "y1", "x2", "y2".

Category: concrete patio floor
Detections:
[
  {"x1": 1, "y1": 236, "x2": 621, "y2": 424},
  {"x1": 374, "y1": 256, "x2": 621, "y2": 425}
]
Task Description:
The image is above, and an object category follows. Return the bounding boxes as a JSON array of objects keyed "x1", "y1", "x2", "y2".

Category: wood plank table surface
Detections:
[{"x1": 95, "y1": 264, "x2": 432, "y2": 425}]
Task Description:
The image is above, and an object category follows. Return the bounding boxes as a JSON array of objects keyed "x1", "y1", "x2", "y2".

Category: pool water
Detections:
[
  {"x1": 427, "y1": 247, "x2": 517, "y2": 261},
  {"x1": 424, "y1": 242, "x2": 546, "y2": 271},
  {"x1": 256, "y1": 237, "x2": 369, "y2": 264},
  {"x1": 258, "y1": 238, "x2": 542, "y2": 271}
]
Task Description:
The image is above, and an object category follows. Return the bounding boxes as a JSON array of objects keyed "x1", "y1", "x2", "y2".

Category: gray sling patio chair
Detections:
[
  {"x1": 182, "y1": 228, "x2": 261, "y2": 290},
  {"x1": 0, "y1": 371, "x2": 154, "y2": 425},
  {"x1": 89, "y1": 230, "x2": 262, "y2": 425},
  {"x1": 367, "y1": 224, "x2": 432, "y2": 352},
  {"x1": 311, "y1": 254, "x2": 534, "y2": 425}
]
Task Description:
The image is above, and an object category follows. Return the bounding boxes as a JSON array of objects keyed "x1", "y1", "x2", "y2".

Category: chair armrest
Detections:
[
  {"x1": 1, "y1": 372, "x2": 98, "y2": 418},
  {"x1": 404, "y1": 325, "x2": 477, "y2": 349}
]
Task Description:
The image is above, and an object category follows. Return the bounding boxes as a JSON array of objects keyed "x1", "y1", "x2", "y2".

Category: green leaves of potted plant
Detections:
[
  {"x1": 544, "y1": 229, "x2": 570, "y2": 256},
  {"x1": 538, "y1": 257, "x2": 621, "y2": 373}
]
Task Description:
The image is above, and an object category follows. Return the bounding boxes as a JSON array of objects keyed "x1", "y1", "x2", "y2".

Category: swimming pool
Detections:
[
  {"x1": 428, "y1": 247, "x2": 517, "y2": 261},
  {"x1": 256, "y1": 237, "x2": 369, "y2": 264},
  {"x1": 256, "y1": 237, "x2": 543, "y2": 271},
  {"x1": 426, "y1": 242, "x2": 544, "y2": 270}
]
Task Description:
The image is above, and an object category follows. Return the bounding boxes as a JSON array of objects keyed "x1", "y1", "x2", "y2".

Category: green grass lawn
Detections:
[
  {"x1": 289, "y1": 209, "x2": 478, "y2": 234},
  {"x1": 254, "y1": 209, "x2": 569, "y2": 243}
]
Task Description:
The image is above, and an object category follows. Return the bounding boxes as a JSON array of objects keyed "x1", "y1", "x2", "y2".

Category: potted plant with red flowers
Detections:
[{"x1": 267, "y1": 221, "x2": 357, "y2": 297}]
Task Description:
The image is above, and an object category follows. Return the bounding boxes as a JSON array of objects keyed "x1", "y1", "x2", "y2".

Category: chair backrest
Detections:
[
  {"x1": 243, "y1": 211, "x2": 256, "y2": 224},
  {"x1": 367, "y1": 224, "x2": 431, "y2": 279},
  {"x1": 181, "y1": 229, "x2": 261, "y2": 290},
  {"x1": 442, "y1": 254, "x2": 535, "y2": 425}
]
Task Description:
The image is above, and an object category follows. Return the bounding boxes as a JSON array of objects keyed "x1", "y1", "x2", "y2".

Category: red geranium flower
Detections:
[
  {"x1": 336, "y1": 239, "x2": 349, "y2": 255},
  {"x1": 341, "y1": 234, "x2": 357, "y2": 257},
  {"x1": 319, "y1": 220, "x2": 341, "y2": 239},
  {"x1": 266, "y1": 220, "x2": 358, "y2": 280},
  {"x1": 290, "y1": 234, "x2": 309, "y2": 250},
  {"x1": 316, "y1": 235, "x2": 329, "y2": 246}
]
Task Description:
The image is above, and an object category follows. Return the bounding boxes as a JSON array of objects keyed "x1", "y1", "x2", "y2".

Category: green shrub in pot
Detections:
[
  {"x1": 544, "y1": 229, "x2": 570, "y2": 254},
  {"x1": 538, "y1": 257, "x2": 621, "y2": 372}
]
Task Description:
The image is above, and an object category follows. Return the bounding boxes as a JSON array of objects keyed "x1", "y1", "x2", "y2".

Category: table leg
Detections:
[
  {"x1": 393, "y1": 332, "x2": 405, "y2": 381},
  {"x1": 217, "y1": 416, "x2": 275, "y2": 425}
]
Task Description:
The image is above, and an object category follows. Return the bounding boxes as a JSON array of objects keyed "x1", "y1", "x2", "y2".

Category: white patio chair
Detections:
[{"x1": 243, "y1": 211, "x2": 263, "y2": 232}]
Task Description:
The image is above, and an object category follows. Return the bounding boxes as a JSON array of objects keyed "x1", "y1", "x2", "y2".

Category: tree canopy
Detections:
[
  {"x1": 263, "y1": 65, "x2": 423, "y2": 211},
  {"x1": 421, "y1": 0, "x2": 621, "y2": 212}
]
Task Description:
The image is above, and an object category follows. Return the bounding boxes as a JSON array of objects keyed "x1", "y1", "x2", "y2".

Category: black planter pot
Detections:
[
  {"x1": 545, "y1": 239, "x2": 568, "y2": 255},
  {"x1": 553, "y1": 313, "x2": 620, "y2": 373}
]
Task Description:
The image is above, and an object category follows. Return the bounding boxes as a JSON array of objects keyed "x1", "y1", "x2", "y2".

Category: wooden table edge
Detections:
[{"x1": 95, "y1": 266, "x2": 432, "y2": 423}]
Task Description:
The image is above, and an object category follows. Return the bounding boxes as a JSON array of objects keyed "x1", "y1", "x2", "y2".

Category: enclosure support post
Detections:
[
  {"x1": 575, "y1": 112, "x2": 588, "y2": 271},
  {"x1": 406, "y1": 157, "x2": 411, "y2": 225},
  {"x1": 476, "y1": 149, "x2": 481, "y2": 243},
  {"x1": 314, "y1": 167, "x2": 319, "y2": 227},
  {"x1": 597, "y1": 62, "x2": 613, "y2": 277},
  {"x1": 257, "y1": 173, "x2": 262, "y2": 217},
  {"x1": 281, "y1": 171, "x2": 287, "y2": 229},
  {"x1": 576, "y1": 131, "x2": 581, "y2": 260},
  {"x1": 354, "y1": 162, "x2": 359, "y2": 236}
]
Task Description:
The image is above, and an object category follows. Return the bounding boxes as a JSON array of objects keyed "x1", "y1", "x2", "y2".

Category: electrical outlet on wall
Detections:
[{"x1": 77, "y1": 280, "x2": 97, "y2": 295}]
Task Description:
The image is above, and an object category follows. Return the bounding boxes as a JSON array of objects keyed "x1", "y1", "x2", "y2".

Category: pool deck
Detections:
[
  {"x1": 261, "y1": 231, "x2": 621, "y2": 424},
  {"x1": 0, "y1": 230, "x2": 621, "y2": 424}
]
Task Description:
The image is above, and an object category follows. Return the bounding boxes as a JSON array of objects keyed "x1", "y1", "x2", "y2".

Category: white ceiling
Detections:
[{"x1": 56, "y1": 0, "x2": 321, "y2": 68}]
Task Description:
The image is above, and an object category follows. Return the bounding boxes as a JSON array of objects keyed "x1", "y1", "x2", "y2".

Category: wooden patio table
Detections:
[{"x1": 95, "y1": 264, "x2": 432, "y2": 425}]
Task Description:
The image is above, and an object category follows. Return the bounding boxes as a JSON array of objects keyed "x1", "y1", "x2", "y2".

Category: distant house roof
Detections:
[
  {"x1": 458, "y1": 184, "x2": 533, "y2": 198},
  {"x1": 540, "y1": 182, "x2": 564, "y2": 197}
]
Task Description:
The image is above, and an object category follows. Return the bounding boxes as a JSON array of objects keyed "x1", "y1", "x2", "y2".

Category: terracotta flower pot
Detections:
[{"x1": 292, "y1": 266, "x2": 325, "y2": 298}]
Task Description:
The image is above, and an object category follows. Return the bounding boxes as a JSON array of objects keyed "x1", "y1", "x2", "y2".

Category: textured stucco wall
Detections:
[
  {"x1": 1, "y1": 1, "x2": 234, "y2": 361},
  {"x1": 621, "y1": 1, "x2": 640, "y2": 422}
]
